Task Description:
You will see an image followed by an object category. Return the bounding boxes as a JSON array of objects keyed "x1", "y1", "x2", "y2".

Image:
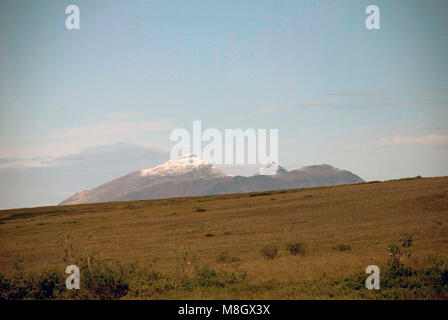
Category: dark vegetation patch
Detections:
[
  {"x1": 249, "y1": 192, "x2": 272, "y2": 197},
  {"x1": 399, "y1": 235, "x2": 413, "y2": 248},
  {"x1": 1, "y1": 241, "x2": 447, "y2": 299},
  {"x1": 260, "y1": 244, "x2": 278, "y2": 260},
  {"x1": 332, "y1": 244, "x2": 352, "y2": 252},
  {"x1": 63, "y1": 221, "x2": 79, "y2": 225},
  {"x1": 397, "y1": 175, "x2": 422, "y2": 181},
  {"x1": 286, "y1": 243, "x2": 307, "y2": 256},
  {"x1": 0, "y1": 209, "x2": 70, "y2": 222},
  {"x1": 216, "y1": 251, "x2": 240, "y2": 263}
]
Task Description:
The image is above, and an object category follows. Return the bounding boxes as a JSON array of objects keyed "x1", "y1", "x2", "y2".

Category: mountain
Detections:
[{"x1": 59, "y1": 155, "x2": 364, "y2": 205}]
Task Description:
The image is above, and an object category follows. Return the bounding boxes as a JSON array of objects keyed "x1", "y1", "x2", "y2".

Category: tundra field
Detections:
[{"x1": 0, "y1": 177, "x2": 447, "y2": 299}]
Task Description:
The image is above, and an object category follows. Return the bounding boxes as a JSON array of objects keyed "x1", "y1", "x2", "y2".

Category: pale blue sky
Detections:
[{"x1": 1, "y1": 0, "x2": 448, "y2": 208}]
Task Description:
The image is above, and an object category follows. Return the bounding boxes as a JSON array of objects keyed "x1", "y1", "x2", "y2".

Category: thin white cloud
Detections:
[
  {"x1": 0, "y1": 119, "x2": 174, "y2": 160},
  {"x1": 0, "y1": 143, "x2": 170, "y2": 169},
  {"x1": 104, "y1": 112, "x2": 142, "y2": 120},
  {"x1": 414, "y1": 88, "x2": 448, "y2": 94},
  {"x1": 0, "y1": 158, "x2": 48, "y2": 169},
  {"x1": 379, "y1": 134, "x2": 448, "y2": 147},
  {"x1": 299, "y1": 126, "x2": 320, "y2": 132},
  {"x1": 295, "y1": 103, "x2": 336, "y2": 109},
  {"x1": 253, "y1": 105, "x2": 282, "y2": 115},
  {"x1": 325, "y1": 91, "x2": 392, "y2": 97},
  {"x1": 59, "y1": 120, "x2": 173, "y2": 138},
  {"x1": 422, "y1": 101, "x2": 448, "y2": 106},
  {"x1": 294, "y1": 100, "x2": 448, "y2": 110},
  {"x1": 326, "y1": 88, "x2": 448, "y2": 97}
]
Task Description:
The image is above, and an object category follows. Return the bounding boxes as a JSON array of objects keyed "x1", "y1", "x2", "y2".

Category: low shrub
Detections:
[
  {"x1": 286, "y1": 242, "x2": 307, "y2": 256},
  {"x1": 260, "y1": 244, "x2": 278, "y2": 259},
  {"x1": 332, "y1": 244, "x2": 352, "y2": 252},
  {"x1": 0, "y1": 268, "x2": 65, "y2": 300},
  {"x1": 216, "y1": 251, "x2": 240, "y2": 263},
  {"x1": 399, "y1": 235, "x2": 413, "y2": 248},
  {"x1": 249, "y1": 192, "x2": 272, "y2": 197}
]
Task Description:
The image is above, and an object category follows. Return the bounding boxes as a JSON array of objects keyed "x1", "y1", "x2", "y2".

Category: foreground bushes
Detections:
[
  {"x1": 0, "y1": 269, "x2": 66, "y2": 300},
  {"x1": 0, "y1": 250, "x2": 247, "y2": 300},
  {"x1": 332, "y1": 254, "x2": 448, "y2": 299},
  {"x1": 1, "y1": 244, "x2": 447, "y2": 299},
  {"x1": 332, "y1": 238, "x2": 448, "y2": 299}
]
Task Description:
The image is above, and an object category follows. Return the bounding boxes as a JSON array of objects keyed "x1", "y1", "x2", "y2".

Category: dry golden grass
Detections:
[{"x1": 0, "y1": 176, "x2": 447, "y2": 298}]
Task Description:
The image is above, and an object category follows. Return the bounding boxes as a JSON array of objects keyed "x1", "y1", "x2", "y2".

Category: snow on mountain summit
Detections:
[
  {"x1": 59, "y1": 159, "x2": 363, "y2": 206},
  {"x1": 140, "y1": 154, "x2": 229, "y2": 177}
]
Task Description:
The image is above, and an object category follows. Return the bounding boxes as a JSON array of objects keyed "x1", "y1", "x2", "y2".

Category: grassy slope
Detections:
[{"x1": 0, "y1": 177, "x2": 447, "y2": 298}]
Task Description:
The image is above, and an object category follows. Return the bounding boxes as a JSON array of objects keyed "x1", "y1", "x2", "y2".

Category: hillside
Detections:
[{"x1": 0, "y1": 176, "x2": 447, "y2": 299}]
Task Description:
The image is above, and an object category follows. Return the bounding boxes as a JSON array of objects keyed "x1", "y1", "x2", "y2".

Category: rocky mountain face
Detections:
[{"x1": 59, "y1": 155, "x2": 364, "y2": 205}]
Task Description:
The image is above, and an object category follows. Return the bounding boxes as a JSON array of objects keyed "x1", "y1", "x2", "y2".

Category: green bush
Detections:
[
  {"x1": 0, "y1": 268, "x2": 66, "y2": 300},
  {"x1": 399, "y1": 235, "x2": 413, "y2": 248},
  {"x1": 81, "y1": 265, "x2": 129, "y2": 299},
  {"x1": 2, "y1": 241, "x2": 447, "y2": 299},
  {"x1": 334, "y1": 242, "x2": 448, "y2": 299}
]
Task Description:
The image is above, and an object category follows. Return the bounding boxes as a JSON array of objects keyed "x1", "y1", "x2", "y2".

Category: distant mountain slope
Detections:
[{"x1": 59, "y1": 155, "x2": 364, "y2": 205}]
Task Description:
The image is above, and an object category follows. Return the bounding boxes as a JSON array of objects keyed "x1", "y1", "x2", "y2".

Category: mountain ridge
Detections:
[{"x1": 59, "y1": 156, "x2": 364, "y2": 205}]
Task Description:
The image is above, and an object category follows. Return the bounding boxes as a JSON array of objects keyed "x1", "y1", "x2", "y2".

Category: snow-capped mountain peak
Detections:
[
  {"x1": 59, "y1": 160, "x2": 363, "y2": 206},
  {"x1": 140, "y1": 154, "x2": 228, "y2": 177}
]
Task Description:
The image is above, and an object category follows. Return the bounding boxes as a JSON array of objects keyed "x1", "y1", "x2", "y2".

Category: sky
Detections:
[{"x1": 1, "y1": 0, "x2": 448, "y2": 209}]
